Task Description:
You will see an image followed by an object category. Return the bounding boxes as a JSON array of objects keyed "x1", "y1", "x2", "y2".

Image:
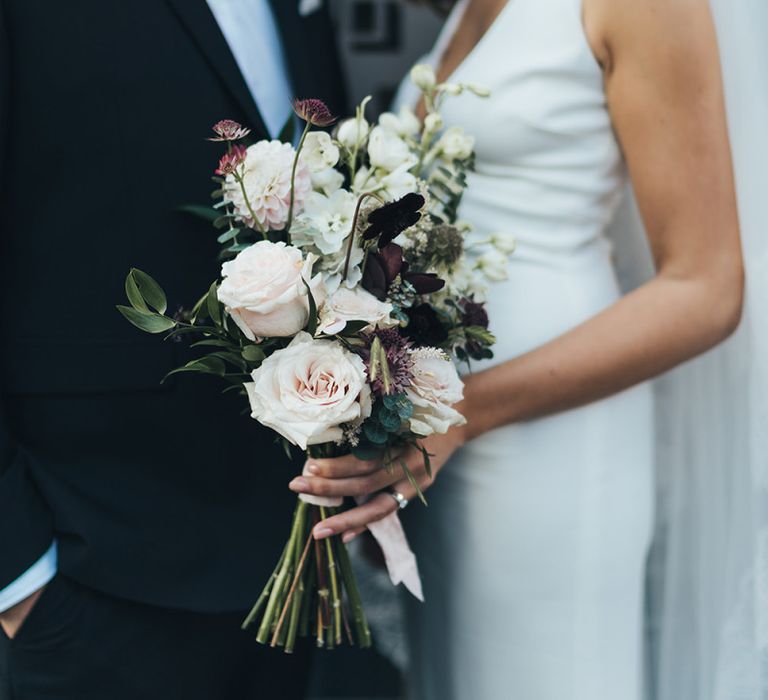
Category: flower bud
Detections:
[
  {"x1": 490, "y1": 232, "x2": 517, "y2": 254},
  {"x1": 467, "y1": 84, "x2": 491, "y2": 98},
  {"x1": 424, "y1": 113, "x2": 444, "y2": 133},
  {"x1": 410, "y1": 64, "x2": 437, "y2": 90},
  {"x1": 336, "y1": 117, "x2": 370, "y2": 149}
]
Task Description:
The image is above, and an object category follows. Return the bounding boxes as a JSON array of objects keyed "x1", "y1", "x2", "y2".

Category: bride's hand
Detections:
[{"x1": 288, "y1": 423, "x2": 467, "y2": 543}]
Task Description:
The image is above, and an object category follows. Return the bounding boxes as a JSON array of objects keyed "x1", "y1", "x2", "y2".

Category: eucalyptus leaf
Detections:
[
  {"x1": 378, "y1": 407, "x2": 402, "y2": 433},
  {"x1": 217, "y1": 228, "x2": 240, "y2": 244},
  {"x1": 124, "y1": 273, "x2": 148, "y2": 312},
  {"x1": 177, "y1": 204, "x2": 220, "y2": 222},
  {"x1": 117, "y1": 306, "x2": 176, "y2": 334},
  {"x1": 363, "y1": 422, "x2": 388, "y2": 445}
]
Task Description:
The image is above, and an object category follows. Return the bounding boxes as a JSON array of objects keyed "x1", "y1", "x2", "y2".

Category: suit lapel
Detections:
[
  {"x1": 267, "y1": 0, "x2": 312, "y2": 101},
  {"x1": 165, "y1": 0, "x2": 269, "y2": 137}
]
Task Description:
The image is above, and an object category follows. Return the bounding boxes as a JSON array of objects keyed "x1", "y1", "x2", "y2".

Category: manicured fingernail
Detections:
[
  {"x1": 306, "y1": 463, "x2": 320, "y2": 475},
  {"x1": 342, "y1": 532, "x2": 357, "y2": 544},
  {"x1": 289, "y1": 477, "x2": 309, "y2": 492},
  {"x1": 314, "y1": 527, "x2": 334, "y2": 539}
]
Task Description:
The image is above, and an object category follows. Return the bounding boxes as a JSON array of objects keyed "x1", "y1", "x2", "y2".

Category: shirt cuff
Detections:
[{"x1": 0, "y1": 541, "x2": 57, "y2": 613}]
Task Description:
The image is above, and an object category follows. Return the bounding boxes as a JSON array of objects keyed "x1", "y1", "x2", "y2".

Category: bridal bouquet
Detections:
[{"x1": 118, "y1": 65, "x2": 510, "y2": 652}]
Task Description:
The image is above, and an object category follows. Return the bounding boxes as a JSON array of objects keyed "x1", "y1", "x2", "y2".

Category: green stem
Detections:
[
  {"x1": 286, "y1": 121, "x2": 313, "y2": 236},
  {"x1": 320, "y1": 507, "x2": 343, "y2": 646},
  {"x1": 334, "y1": 534, "x2": 372, "y2": 647},
  {"x1": 342, "y1": 191, "x2": 385, "y2": 282},
  {"x1": 241, "y1": 539, "x2": 290, "y2": 630},
  {"x1": 234, "y1": 172, "x2": 267, "y2": 238}
]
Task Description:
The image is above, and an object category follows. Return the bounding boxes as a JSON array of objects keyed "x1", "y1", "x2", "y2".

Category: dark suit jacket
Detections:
[{"x1": 0, "y1": 0, "x2": 346, "y2": 611}]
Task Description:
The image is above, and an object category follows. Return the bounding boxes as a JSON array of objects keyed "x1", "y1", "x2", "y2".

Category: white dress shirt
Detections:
[{"x1": 0, "y1": 0, "x2": 293, "y2": 614}]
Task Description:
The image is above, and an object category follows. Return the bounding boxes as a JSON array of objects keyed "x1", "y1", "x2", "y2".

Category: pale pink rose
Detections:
[
  {"x1": 224, "y1": 140, "x2": 311, "y2": 231},
  {"x1": 405, "y1": 348, "x2": 466, "y2": 437},
  {"x1": 217, "y1": 241, "x2": 324, "y2": 339},
  {"x1": 244, "y1": 332, "x2": 372, "y2": 449}
]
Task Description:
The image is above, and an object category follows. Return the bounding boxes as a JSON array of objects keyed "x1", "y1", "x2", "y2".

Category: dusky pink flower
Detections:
[
  {"x1": 208, "y1": 119, "x2": 251, "y2": 142},
  {"x1": 292, "y1": 98, "x2": 336, "y2": 127},
  {"x1": 215, "y1": 144, "x2": 247, "y2": 176}
]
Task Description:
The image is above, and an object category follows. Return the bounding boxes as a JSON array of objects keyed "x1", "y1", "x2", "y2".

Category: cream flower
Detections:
[
  {"x1": 310, "y1": 167, "x2": 345, "y2": 196},
  {"x1": 406, "y1": 348, "x2": 466, "y2": 437},
  {"x1": 367, "y1": 126, "x2": 417, "y2": 172},
  {"x1": 217, "y1": 241, "x2": 323, "y2": 339},
  {"x1": 224, "y1": 140, "x2": 311, "y2": 231},
  {"x1": 301, "y1": 131, "x2": 340, "y2": 173},
  {"x1": 244, "y1": 332, "x2": 372, "y2": 450},
  {"x1": 318, "y1": 287, "x2": 394, "y2": 335},
  {"x1": 475, "y1": 248, "x2": 509, "y2": 282},
  {"x1": 378, "y1": 106, "x2": 420, "y2": 138},
  {"x1": 336, "y1": 116, "x2": 371, "y2": 149},
  {"x1": 437, "y1": 127, "x2": 475, "y2": 161},
  {"x1": 410, "y1": 64, "x2": 437, "y2": 91},
  {"x1": 291, "y1": 189, "x2": 357, "y2": 255}
]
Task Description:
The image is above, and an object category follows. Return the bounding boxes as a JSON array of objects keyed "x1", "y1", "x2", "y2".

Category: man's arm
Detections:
[{"x1": 0, "y1": 0, "x2": 57, "y2": 636}]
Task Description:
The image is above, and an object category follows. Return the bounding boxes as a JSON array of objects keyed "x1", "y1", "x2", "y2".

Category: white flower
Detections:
[
  {"x1": 406, "y1": 348, "x2": 466, "y2": 437},
  {"x1": 378, "y1": 164, "x2": 419, "y2": 200},
  {"x1": 244, "y1": 332, "x2": 372, "y2": 450},
  {"x1": 310, "y1": 167, "x2": 345, "y2": 196},
  {"x1": 423, "y1": 113, "x2": 444, "y2": 134},
  {"x1": 438, "y1": 82, "x2": 463, "y2": 96},
  {"x1": 318, "y1": 287, "x2": 394, "y2": 335},
  {"x1": 378, "y1": 106, "x2": 420, "y2": 138},
  {"x1": 217, "y1": 240, "x2": 323, "y2": 339},
  {"x1": 475, "y1": 248, "x2": 509, "y2": 282},
  {"x1": 336, "y1": 117, "x2": 370, "y2": 149},
  {"x1": 490, "y1": 231, "x2": 517, "y2": 254},
  {"x1": 224, "y1": 140, "x2": 311, "y2": 231},
  {"x1": 437, "y1": 127, "x2": 475, "y2": 161},
  {"x1": 467, "y1": 83, "x2": 491, "y2": 98},
  {"x1": 367, "y1": 126, "x2": 417, "y2": 172},
  {"x1": 301, "y1": 131, "x2": 340, "y2": 173},
  {"x1": 410, "y1": 64, "x2": 437, "y2": 90},
  {"x1": 291, "y1": 189, "x2": 357, "y2": 255},
  {"x1": 316, "y1": 238, "x2": 364, "y2": 294}
]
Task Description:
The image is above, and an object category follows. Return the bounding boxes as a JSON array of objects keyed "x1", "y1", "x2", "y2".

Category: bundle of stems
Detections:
[{"x1": 241, "y1": 499, "x2": 372, "y2": 653}]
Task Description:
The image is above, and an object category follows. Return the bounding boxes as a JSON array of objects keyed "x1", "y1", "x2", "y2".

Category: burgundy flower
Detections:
[
  {"x1": 215, "y1": 144, "x2": 247, "y2": 175},
  {"x1": 362, "y1": 242, "x2": 445, "y2": 300},
  {"x1": 403, "y1": 304, "x2": 448, "y2": 348},
  {"x1": 292, "y1": 98, "x2": 336, "y2": 127},
  {"x1": 461, "y1": 297, "x2": 489, "y2": 329},
  {"x1": 363, "y1": 193, "x2": 425, "y2": 248},
  {"x1": 208, "y1": 119, "x2": 251, "y2": 142}
]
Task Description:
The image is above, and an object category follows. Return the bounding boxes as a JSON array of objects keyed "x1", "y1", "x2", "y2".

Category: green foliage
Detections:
[
  {"x1": 126, "y1": 268, "x2": 167, "y2": 314},
  {"x1": 302, "y1": 279, "x2": 318, "y2": 336},
  {"x1": 116, "y1": 306, "x2": 176, "y2": 334},
  {"x1": 164, "y1": 356, "x2": 227, "y2": 381},
  {"x1": 177, "y1": 204, "x2": 221, "y2": 222}
]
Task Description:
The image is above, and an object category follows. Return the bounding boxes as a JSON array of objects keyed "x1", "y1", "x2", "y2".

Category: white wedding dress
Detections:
[{"x1": 397, "y1": 1, "x2": 654, "y2": 698}]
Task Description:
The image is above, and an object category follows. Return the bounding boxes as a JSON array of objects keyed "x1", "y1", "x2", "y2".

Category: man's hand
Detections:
[{"x1": 0, "y1": 586, "x2": 46, "y2": 640}]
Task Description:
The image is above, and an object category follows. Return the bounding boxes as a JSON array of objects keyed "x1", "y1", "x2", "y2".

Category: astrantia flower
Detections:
[
  {"x1": 428, "y1": 224, "x2": 464, "y2": 268},
  {"x1": 215, "y1": 144, "x2": 247, "y2": 176},
  {"x1": 364, "y1": 327, "x2": 414, "y2": 396},
  {"x1": 363, "y1": 192, "x2": 425, "y2": 248},
  {"x1": 223, "y1": 140, "x2": 311, "y2": 231},
  {"x1": 208, "y1": 119, "x2": 251, "y2": 142},
  {"x1": 293, "y1": 98, "x2": 337, "y2": 127}
]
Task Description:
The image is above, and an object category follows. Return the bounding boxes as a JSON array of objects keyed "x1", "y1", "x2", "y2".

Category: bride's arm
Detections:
[{"x1": 294, "y1": 0, "x2": 743, "y2": 539}]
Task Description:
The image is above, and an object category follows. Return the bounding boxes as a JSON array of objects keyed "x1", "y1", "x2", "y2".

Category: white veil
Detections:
[{"x1": 630, "y1": 2, "x2": 768, "y2": 698}]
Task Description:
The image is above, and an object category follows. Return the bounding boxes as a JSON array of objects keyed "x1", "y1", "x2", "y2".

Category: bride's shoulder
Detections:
[{"x1": 583, "y1": 0, "x2": 718, "y2": 74}]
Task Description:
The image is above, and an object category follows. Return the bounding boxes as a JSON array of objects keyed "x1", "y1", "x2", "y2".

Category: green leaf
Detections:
[
  {"x1": 192, "y1": 339, "x2": 234, "y2": 349},
  {"x1": 177, "y1": 204, "x2": 220, "y2": 222},
  {"x1": 124, "y1": 273, "x2": 148, "y2": 312},
  {"x1": 352, "y1": 443, "x2": 381, "y2": 461},
  {"x1": 117, "y1": 306, "x2": 176, "y2": 334},
  {"x1": 378, "y1": 407, "x2": 402, "y2": 433},
  {"x1": 399, "y1": 458, "x2": 427, "y2": 506},
  {"x1": 302, "y1": 279, "x2": 318, "y2": 336},
  {"x1": 338, "y1": 320, "x2": 369, "y2": 337},
  {"x1": 213, "y1": 214, "x2": 232, "y2": 230},
  {"x1": 163, "y1": 356, "x2": 227, "y2": 380},
  {"x1": 129, "y1": 268, "x2": 167, "y2": 314},
  {"x1": 242, "y1": 344, "x2": 266, "y2": 363},
  {"x1": 206, "y1": 281, "x2": 222, "y2": 326}
]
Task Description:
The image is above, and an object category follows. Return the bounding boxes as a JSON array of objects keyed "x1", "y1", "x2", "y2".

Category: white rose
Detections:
[
  {"x1": 475, "y1": 248, "x2": 509, "y2": 282},
  {"x1": 311, "y1": 167, "x2": 345, "y2": 196},
  {"x1": 336, "y1": 117, "x2": 371, "y2": 149},
  {"x1": 217, "y1": 240, "x2": 324, "y2": 339},
  {"x1": 291, "y1": 189, "x2": 357, "y2": 255},
  {"x1": 405, "y1": 348, "x2": 466, "y2": 437},
  {"x1": 367, "y1": 126, "x2": 417, "y2": 172},
  {"x1": 410, "y1": 64, "x2": 437, "y2": 90},
  {"x1": 318, "y1": 287, "x2": 394, "y2": 335},
  {"x1": 438, "y1": 127, "x2": 475, "y2": 161},
  {"x1": 378, "y1": 106, "x2": 420, "y2": 138},
  {"x1": 301, "y1": 131, "x2": 340, "y2": 173},
  {"x1": 245, "y1": 332, "x2": 372, "y2": 449}
]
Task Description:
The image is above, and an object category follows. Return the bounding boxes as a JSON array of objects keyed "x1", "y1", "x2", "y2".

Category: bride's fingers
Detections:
[
  {"x1": 304, "y1": 455, "x2": 380, "y2": 479},
  {"x1": 312, "y1": 493, "x2": 397, "y2": 539},
  {"x1": 341, "y1": 527, "x2": 366, "y2": 544},
  {"x1": 289, "y1": 467, "x2": 399, "y2": 499}
]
